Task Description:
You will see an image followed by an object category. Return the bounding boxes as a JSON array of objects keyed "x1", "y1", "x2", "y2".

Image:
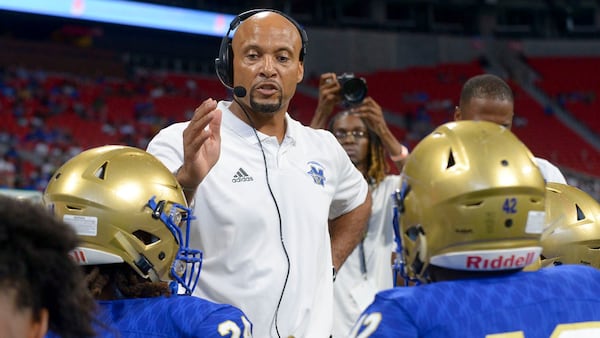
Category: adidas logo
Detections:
[{"x1": 232, "y1": 168, "x2": 254, "y2": 183}]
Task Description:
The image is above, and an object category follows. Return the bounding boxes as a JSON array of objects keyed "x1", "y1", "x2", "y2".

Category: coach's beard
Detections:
[{"x1": 250, "y1": 95, "x2": 282, "y2": 115}]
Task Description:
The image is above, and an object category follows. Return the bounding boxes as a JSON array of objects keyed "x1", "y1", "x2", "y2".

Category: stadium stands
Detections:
[{"x1": 0, "y1": 4, "x2": 599, "y2": 200}]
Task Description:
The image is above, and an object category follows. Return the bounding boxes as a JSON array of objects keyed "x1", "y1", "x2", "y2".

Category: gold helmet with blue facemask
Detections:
[
  {"x1": 393, "y1": 121, "x2": 546, "y2": 284},
  {"x1": 43, "y1": 145, "x2": 201, "y2": 295}
]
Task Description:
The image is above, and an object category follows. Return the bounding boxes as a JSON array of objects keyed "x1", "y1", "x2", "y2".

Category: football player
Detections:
[
  {"x1": 350, "y1": 121, "x2": 600, "y2": 337},
  {"x1": 43, "y1": 145, "x2": 252, "y2": 337}
]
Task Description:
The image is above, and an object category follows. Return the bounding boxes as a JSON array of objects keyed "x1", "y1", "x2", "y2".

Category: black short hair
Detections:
[
  {"x1": 0, "y1": 195, "x2": 96, "y2": 338},
  {"x1": 459, "y1": 74, "x2": 514, "y2": 106}
]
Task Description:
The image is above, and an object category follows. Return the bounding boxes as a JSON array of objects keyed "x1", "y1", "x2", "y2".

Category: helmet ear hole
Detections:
[
  {"x1": 133, "y1": 230, "x2": 160, "y2": 245},
  {"x1": 405, "y1": 226, "x2": 420, "y2": 241}
]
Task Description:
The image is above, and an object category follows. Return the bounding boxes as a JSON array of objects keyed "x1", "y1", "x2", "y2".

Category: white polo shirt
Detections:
[
  {"x1": 147, "y1": 101, "x2": 369, "y2": 337},
  {"x1": 534, "y1": 157, "x2": 567, "y2": 184},
  {"x1": 332, "y1": 175, "x2": 400, "y2": 337}
]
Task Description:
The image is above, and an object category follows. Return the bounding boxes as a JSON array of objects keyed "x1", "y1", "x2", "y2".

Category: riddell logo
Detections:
[{"x1": 466, "y1": 252, "x2": 536, "y2": 269}]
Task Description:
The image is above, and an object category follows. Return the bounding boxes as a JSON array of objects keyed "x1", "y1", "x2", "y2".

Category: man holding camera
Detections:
[{"x1": 310, "y1": 72, "x2": 409, "y2": 337}]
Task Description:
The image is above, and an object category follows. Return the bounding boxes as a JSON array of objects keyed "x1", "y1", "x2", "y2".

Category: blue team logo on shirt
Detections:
[{"x1": 307, "y1": 161, "x2": 326, "y2": 186}]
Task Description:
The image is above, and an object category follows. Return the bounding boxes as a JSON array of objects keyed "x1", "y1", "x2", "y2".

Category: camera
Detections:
[{"x1": 337, "y1": 73, "x2": 368, "y2": 105}]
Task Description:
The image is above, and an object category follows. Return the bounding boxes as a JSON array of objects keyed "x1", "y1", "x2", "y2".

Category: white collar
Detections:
[{"x1": 219, "y1": 100, "x2": 297, "y2": 146}]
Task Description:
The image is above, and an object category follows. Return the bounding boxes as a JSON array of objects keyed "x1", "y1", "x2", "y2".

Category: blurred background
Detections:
[{"x1": 0, "y1": 0, "x2": 598, "y2": 200}]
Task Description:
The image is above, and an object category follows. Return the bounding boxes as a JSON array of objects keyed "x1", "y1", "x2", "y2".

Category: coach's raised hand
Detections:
[{"x1": 177, "y1": 98, "x2": 222, "y2": 200}]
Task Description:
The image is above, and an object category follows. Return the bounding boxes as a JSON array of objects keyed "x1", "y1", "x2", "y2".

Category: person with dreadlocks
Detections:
[{"x1": 311, "y1": 72, "x2": 409, "y2": 338}]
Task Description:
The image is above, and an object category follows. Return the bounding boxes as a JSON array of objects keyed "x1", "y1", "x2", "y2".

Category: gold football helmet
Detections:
[
  {"x1": 395, "y1": 121, "x2": 546, "y2": 283},
  {"x1": 541, "y1": 182, "x2": 600, "y2": 268},
  {"x1": 43, "y1": 145, "x2": 201, "y2": 295}
]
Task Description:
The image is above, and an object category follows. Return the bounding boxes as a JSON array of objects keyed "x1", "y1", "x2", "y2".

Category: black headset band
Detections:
[
  {"x1": 215, "y1": 8, "x2": 308, "y2": 89},
  {"x1": 223, "y1": 8, "x2": 307, "y2": 59}
]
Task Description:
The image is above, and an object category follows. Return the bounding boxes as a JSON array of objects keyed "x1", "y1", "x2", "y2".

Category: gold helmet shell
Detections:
[
  {"x1": 43, "y1": 145, "x2": 201, "y2": 294},
  {"x1": 397, "y1": 121, "x2": 546, "y2": 283},
  {"x1": 541, "y1": 182, "x2": 600, "y2": 268}
]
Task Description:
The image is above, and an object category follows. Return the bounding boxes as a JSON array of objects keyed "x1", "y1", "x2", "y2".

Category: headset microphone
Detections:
[{"x1": 233, "y1": 86, "x2": 247, "y2": 98}]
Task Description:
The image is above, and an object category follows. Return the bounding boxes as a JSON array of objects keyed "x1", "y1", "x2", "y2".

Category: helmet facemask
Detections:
[
  {"x1": 392, "y1": 183, "x2": 422, "y2": 286},
  {"x1": 146, "y1": 197, "x2": 201, "y2": 295}
]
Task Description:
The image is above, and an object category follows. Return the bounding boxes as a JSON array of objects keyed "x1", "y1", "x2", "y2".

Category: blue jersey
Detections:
[
  {"x1": 350, "y1": 265, "x2": 600, "y2": 338},
  {"x1": 47, "y1": 295, "x2": 252, "y2": 338}
]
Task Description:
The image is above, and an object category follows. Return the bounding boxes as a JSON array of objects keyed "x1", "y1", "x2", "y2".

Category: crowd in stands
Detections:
[
  {"x1": 0, "y1": 66, "x2": 176, "y2": 189},
  {"x1": 0, "y1": 65, "x2": 599, "y2": 201}
]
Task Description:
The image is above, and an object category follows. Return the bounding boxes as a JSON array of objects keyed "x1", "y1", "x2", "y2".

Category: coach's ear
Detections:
[
  {"x1": 29, "y1": 308, "x2": 48, "y2": 338},
  {"x1": 297, "y1": 60, "x2": 304, "y2": 84}
]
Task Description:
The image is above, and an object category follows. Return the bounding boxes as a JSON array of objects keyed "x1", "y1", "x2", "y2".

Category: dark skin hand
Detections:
[{"x1": 176, "y1": 98, "x2": 222, "y2": 202}]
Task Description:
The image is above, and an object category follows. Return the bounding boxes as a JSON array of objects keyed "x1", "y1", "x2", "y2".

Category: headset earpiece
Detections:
[
  {"x1": 215, "y1": 39, "x2": 233, "y2": 89},
  {"x1": 214, "y1": 8, "x2": 308, "y2": 89}
]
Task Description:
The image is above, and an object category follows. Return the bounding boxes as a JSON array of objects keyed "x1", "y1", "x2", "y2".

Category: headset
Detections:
[{"x1": 214, "y1": 8, "x2": 309, "y2": 89}]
